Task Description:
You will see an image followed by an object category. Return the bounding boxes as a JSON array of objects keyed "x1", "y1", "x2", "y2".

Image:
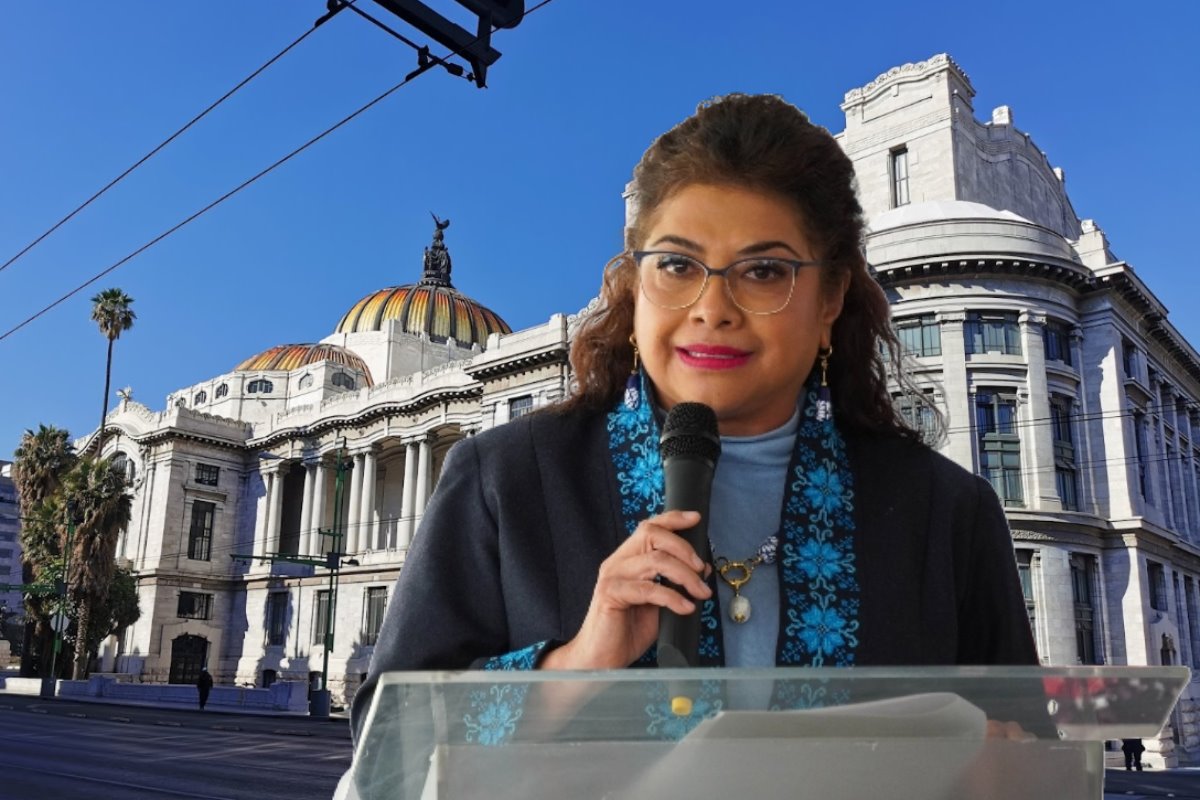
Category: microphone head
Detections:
[{"x1": 660, "y1": 402, "x2": 721, "y2": 463}]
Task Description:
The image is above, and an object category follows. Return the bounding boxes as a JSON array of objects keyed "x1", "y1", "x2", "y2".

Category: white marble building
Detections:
[
  {"x1": 80, "y1": 53, "x2": 1198, "y2": 762},
  {"x1": 843, "y1": 54, "x2": 1200, "y2": 765}
]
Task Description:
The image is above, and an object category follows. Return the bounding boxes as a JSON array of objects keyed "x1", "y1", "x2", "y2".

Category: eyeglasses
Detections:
[{"x1": 632, "y1": 250, "x2": 826, "y2": 315}]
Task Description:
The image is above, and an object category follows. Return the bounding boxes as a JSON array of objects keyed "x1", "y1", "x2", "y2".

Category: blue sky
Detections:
[{"x1": 2, "y1": 1, "x2": 1197, "y2": 458}]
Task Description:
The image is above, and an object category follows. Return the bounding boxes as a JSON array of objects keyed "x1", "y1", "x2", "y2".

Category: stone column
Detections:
[
  {"x1": 937, "y1": 311, "x2": 973, "y2": 470},
  {"x1": 299, "y1": 463, "x2": 315, "y2": 558},
  {"x1": 345, "y1": 453, "x2": 364, "y2": 554},
  {"x1": 414, "y1": 437, "x2": 434, "y2": 525},
  {"x1": 359, "y1": 448, "x2": 377, "y2": 551},
  {"x1": 253, "y1": 468, "x2": 269, "y2": 559},
  {"x1": 1019, "y1": 311, "x2": 1059, "y2": 509},
  {"x1": 310, "y1": 461, "x2": 328, "y2": 556},
  {"x1": 266, "y1": 468, "x2": 285, "y2": 555},
  {"x1": 399, "y1": 441, "x2": 419, "y2": 549}
]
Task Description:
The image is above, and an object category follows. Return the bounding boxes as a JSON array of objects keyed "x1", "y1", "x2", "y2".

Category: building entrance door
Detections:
[{"x1": 168, "y1": 634, "x2": 208, "y2": 685}]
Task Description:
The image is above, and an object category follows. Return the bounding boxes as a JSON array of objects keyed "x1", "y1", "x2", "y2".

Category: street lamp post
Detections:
[{"x1": 41, "y1": 510, "x2": 75, "y2": 697}]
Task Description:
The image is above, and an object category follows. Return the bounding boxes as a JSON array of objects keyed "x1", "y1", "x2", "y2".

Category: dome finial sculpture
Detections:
[{"x1": 422, "y1": 213, "x2": 453, "y2": 286}]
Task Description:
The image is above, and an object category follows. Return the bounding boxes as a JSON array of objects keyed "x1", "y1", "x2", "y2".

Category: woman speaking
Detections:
[{"x1": 351, "y1": 94, "x2": 1037, "y2": 739}]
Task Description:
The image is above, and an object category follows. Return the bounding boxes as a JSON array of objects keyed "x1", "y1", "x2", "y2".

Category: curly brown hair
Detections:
[{"x1": 560, "y1": 94, "x2": 915, "y2": 440}]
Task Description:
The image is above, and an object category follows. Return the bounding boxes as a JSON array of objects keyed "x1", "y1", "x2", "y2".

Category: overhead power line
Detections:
[
  {"x1": 0, "y1": 0, "x2": 556, "y2": 345},
  {"x1": 0, "y1": 5, "x2": 352, "y2": 278}
]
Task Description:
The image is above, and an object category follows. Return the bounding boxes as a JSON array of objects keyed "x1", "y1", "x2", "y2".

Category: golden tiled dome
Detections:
[
  {"x1": 334, "y1": 284, "x2": 510, "y2": 344},
  {"x1": 233, "y1": 343, "x2": 373, "y2": 385},
  {"x1": 334, "y1": 214, "x2": 511, "y2": 346}
]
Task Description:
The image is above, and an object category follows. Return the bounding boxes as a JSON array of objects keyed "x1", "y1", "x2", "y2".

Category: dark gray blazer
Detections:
[{"x1": 351, "y1": 407, "x2": 1037, "y2": 741}]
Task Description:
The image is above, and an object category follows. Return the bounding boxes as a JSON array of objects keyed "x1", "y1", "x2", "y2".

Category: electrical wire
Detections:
[
  {"x1": 0, "y1": 7, "x2": 348, "y2": 278},
  {"x1": 0, "y1": 0, "x2": 558, "y2": 344}
]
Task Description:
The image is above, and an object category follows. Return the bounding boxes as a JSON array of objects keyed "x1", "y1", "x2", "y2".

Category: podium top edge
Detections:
[{"x1": 374, "y1": 664, "x2": 1192, "y2": 687}]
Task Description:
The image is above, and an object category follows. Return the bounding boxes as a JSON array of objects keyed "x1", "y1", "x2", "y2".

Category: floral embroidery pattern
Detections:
[
  {"x1": 607, "y1": 371, "x2": 664, "y2": 532},
  {"x1": 463, "y1": 683, "x2": 529, "y2": 746},
  {"x1": 779, "y1": 384, "x2": 859, "y2": 667},
  {"x1": 466, "y1": 641, "x2": 550, "y2": 745},
  {"x1": 481, "y1": 640, "x2": 548, "y2": 671}
]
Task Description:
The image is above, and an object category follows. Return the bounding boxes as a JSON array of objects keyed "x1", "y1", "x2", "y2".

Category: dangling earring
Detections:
[
  {"x1": 624, "y1": 334, "x2": 641, "y2": 410},
  {"x1": 815, "y1": 345, "x2": 833, "y2": 422}
]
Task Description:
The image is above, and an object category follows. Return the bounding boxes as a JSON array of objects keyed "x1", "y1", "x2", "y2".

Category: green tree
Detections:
[
  {"x1": 63, "y1": 457, "x2": 131, "y2": 678},
  {"x1": 90, "y1": 288, "x2": 135, "y2": 454},
  {"x1": 64, "y1": 565, "x2": 140, "y2": 671},
  {"x1": 12, "y1": 425, "x2": 77, "y2": 676}
]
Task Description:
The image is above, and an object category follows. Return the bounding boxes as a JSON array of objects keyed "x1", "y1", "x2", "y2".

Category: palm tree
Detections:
[
  {"x1": 12, "y1": 425, "x2": 77, "y2": 676},
  {"x1": 90, "y1": 288, "x2": 136, "y2": 454},
  {"x1": 12, "y1": 424, "x2": 76, "y2": 513},
  {"x1": 63, "y1": 457, "x2": 131, "y2": 679}
]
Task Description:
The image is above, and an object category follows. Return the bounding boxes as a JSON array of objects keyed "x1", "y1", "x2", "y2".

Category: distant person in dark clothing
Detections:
[
  {"x1": 197, "y1": 669, "x2": 213, "y2": 710},
  {"x1": 1122, "y1": 738, "x2": 1146, "y2": 771}
]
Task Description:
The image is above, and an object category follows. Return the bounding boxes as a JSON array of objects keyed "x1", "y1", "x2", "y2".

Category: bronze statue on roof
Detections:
[{"x1": 422, "y1": 213, "x2": 453, "y2": 286}]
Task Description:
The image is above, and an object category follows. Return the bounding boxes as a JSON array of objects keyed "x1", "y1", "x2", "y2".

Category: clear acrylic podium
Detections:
[{"x1": 341, "y1": 666, "x2": 1190, "y2": 800}]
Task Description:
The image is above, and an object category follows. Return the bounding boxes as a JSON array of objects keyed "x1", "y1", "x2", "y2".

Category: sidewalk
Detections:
[{"x1": 0, "y1": 674, "x2": 350, "y2": 720}]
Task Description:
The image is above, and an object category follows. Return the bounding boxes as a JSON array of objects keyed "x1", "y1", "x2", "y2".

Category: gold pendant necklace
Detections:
[
  {"x1": 712, "y1": 533, "x2": 779, "y2": 624},
  {"x1": 715, "y1": 555, "x2": 763, "y2": 623}
]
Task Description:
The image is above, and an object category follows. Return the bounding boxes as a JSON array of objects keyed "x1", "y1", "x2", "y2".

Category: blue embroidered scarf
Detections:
[{"x1": 607, "y1": 370, "x2": 861, "y2": 668}]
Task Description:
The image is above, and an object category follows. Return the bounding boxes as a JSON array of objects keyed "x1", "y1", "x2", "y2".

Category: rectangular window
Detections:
[
  {"x1": 1148, "y1": 561, "x2": 1168, "y2": 612},
  {"x1": 895, "y1": 393, "x2": 938, "y2": 439},
  {"x1": 313, "y1": 590, "x2": 332, "y2": 647},
  {"x1": 188, "y1": 501, "x2": 214, "y2": 561},
  {"x1": 362, "y1": 587, "x2": 388, "y2": 646},
  {"x1": 0, "y1": 564, "x2": 10, "y2": 577},
  {"x1": 177, "y1": 591, "x2": 213, "y2": 620},
  {"x1": 509, "y1": 395, "x2": 534, "y2": 420},
  {"x1": 977, "y1": 391, "x2": 1022, "y2": 504},
  {"x1": 1070, "y1": 554, "x2": 1101, "y2": 665},
  {"x1": 964, "y1": 312, "x2": 1022, "y2": 356},
  {"x1": 195, "y1": 463, "x2": 220, "y2": 486},
  {"x1": 1167, "y1": 445, "x2": 1186, "y2": 531},
  {"x1": 1175, "y1": 573, "x2": 1192, "y2": 668},
  {"x1": 895, "y1": 314, "x2": 941, "y2": 357},
  {"x1": 0, "y1": 530, "x2": 16, "y2": 542},
  {"x1": 0, "y1": 547, "x2": 12, "y2": 559},
  {"x1": 1051, "y1": 397, "x2": 1079, "y2": 511},
  {"x1": 1186, "y1": 577, "x2": 1200, "y2": 670},
  {"x1": 1043, "y1": 320, "x2": 1073, "y2": 366},
  {"x1": 1122, "y1": 340, "x2": 1136, "y2": 378},
  {"x1": 1016, "y1": 549, "x2": 1036, "y2": 636},
  {"x1": 891, "y1": 147, "x2": 910, "y2": 207},
  {"x1": 1134, "y1": 412, "x2": 1151, "y2": 502},
  {"x1": 266, "y1": 592, "x2": 288, "y2": 647}
]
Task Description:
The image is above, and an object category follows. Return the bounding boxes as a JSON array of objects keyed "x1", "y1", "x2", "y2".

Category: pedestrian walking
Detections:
[
  {"x1": 197, "y1": 669, "x2": 213, "y2": 710},
  {"x1": 1121, "y1": 738, "x2": 1145, "y2": 771}
]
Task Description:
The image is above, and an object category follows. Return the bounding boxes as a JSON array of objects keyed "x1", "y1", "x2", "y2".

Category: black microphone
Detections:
[{"x1": 656, "y1": 403, "x2": 721, "y2": 693}]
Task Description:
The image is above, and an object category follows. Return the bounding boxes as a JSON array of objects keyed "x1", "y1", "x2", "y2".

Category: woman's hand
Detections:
[{"x1": 540, "y1": 510, "x2": 712, "y2": 670}]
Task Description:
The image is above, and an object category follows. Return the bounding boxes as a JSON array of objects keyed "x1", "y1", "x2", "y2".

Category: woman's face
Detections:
[{"x1": 633, "y1": 183, "x2": 846, "y2": 436}]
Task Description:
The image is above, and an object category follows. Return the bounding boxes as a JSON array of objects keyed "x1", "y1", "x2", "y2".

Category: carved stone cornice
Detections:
[{"x1": 842, "y1": 53, "x2": 971, "y2": 106}]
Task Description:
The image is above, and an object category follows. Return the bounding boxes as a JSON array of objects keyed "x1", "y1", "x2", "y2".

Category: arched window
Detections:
[
  {"x1": 215, "y1": 383, "x2": 229, "y2": 399},
  {"x1": 331, "y1": 372, "x2": 356, "y2": 390},
  {"x1": 247, "y1": 379, "x2": 274, "y2": 394},
  {"x1": 194, "y1": 390, "x2": 207, "y2": 405},
  {"x1": 111, "y1": 452, "x2": 136, "y2": 482}
]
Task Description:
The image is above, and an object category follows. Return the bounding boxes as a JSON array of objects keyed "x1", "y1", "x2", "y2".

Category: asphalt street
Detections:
[{"x1": 0, "y1": 695, "x2": 351, "y2": 799}]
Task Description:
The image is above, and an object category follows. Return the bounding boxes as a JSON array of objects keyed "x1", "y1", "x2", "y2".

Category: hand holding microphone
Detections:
[{"x1": 538, "y1": 403, "x2": 719, "y2": 672}]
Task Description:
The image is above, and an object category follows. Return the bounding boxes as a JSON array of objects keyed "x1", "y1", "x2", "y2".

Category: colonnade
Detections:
[{"x1": 251, "y1": 435, "x2": 438, "y2": 558}]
